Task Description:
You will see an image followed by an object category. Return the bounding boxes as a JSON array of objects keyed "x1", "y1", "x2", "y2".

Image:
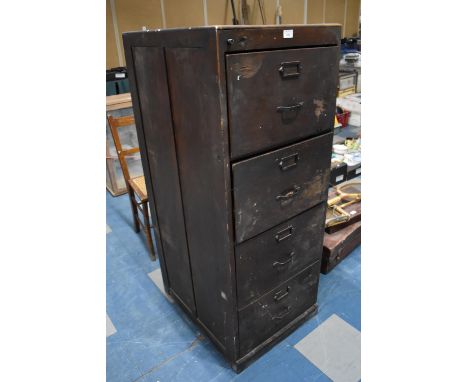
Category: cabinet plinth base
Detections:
[{"x1": 232, "y1": 303, "x2": 318, "y2": 373}]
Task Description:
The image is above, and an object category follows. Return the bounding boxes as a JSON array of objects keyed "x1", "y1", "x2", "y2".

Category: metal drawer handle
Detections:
[
  {"x1": 276, "y1": 185, "x2": 301, "y2": 201},
  {"x1": 278, "y1": 152, "x2": 299, "y2": 171},
  {"x1": 274, "y1": 286, "x2": 290, "y2": 302},
  {"x1": 272, "y1": 306, "x2": 291, "y2": 320},
  {"x1": 273, "y1": 251, "x2": 295, "y2": 267},
  {"x1": 276, "y1": 101, "x2": 304, "y2": 113},
  {"x1": 278, "y1": 61, "x2": 302, "y2": 78},
  {"x1": 275, "y1": 225, "x2": 294, "y2": 242}
]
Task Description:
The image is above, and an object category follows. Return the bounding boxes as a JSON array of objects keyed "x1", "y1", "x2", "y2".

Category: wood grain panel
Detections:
[
  {"x1": 345, "y1": 0, "x2": 360, "y2": 37},
  {"x1": 106, "y1": 0, "x2": 120, "y2": 69},
  {"x1": 325, "y1": 0, "x2": 345, "y2": 36},
  {"x1": 165, "y1": 0, "x2": 204, "y2": 27},
  {"x1": 132, "y1": 46, "x2": 197, "y2": 313},
  {"x1": 307, "y1": 0, "x2": 324, "y2": 23},
  {"x1": 165, "y1": 39, "x2": 238, "y2": 355}
]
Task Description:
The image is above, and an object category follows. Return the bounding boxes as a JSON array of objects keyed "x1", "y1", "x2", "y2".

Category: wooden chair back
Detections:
[{"x1": 107, "y1": 115, "x2": 140, "y2": 184}]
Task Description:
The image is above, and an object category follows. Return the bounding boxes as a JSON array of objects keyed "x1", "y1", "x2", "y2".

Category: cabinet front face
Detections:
[
  {"x1": 227, "y1": 46, "x2": 340, "y2": 159},
  {"x1": 235, "y1": 203, "x2": 326, "y2": 309},
  {"x1": 232, "y1": 133, "x2": 333, "y2": 243},
  {"x1": 238, "y1": 261, "x2": 320, "y2": 357}
]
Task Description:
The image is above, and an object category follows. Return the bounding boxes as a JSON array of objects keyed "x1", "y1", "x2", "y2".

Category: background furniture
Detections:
[
  {"x1": 322, "y1": 179, "x2": 361, "y2": 273},
  {"x1": 124, "y1": 25, "x2": 340, "y2": 371},
  {"x1": 322, "y1": 220, "x2": 361, "y2": 274},
  {"x1": 106, "y1": 67, "x2": 130, "y2": 96},
  {"x1": 108, "y1": 114, "x2": 156, "y2": 261},
  {"x1": 106, "y1": 93, "x2": 144, "y2": 196}
]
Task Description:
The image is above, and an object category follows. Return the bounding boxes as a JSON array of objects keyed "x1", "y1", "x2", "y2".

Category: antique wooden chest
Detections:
[
  {"x1": 322, "y1": 220, "x2": 361, "y2": 274},
  {"x1": 123, "y1": 25, "x2": 340, "y2": 372}
]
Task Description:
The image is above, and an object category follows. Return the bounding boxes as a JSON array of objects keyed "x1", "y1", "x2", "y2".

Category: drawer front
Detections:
[
  {"x1": 236, "y1": 203, "x2": 326, "y2": 309},
  {"x1": 232, "y1": 132, "x2": 333, "y2": 243},
  {"x1": 227, "y1": 46, "x2": 339, "y2": 159},
  {"x1": 238, "y1": 262, "x2": 320, "y2": 357}
]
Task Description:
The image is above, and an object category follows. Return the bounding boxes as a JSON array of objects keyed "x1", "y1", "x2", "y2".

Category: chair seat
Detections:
[{"x1": 128, "y1": 176, "x2": 147, "y2": 202}]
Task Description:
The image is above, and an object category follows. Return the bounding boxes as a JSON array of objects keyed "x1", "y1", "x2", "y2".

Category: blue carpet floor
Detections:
[{"x1": 106, "y1": 191, "x2": 361, "y2": 382}]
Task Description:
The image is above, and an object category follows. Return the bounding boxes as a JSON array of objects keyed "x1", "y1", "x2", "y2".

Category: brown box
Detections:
[{"x1": 321, "y1": 220, "x2": 361, "y2": 274}]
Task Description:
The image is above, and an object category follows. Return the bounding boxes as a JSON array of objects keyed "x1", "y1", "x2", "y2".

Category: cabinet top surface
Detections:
[{"x1": 123, "y1": 24, "x2": 340, "y2": 36}]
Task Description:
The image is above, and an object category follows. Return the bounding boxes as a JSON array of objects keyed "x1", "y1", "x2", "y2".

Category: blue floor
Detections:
[{"x1": 107, "y1": 191, "x2": 361, "y2": 382}]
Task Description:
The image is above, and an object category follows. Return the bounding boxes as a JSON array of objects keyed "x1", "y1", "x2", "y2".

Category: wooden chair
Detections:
[{"x1": 107, "y1": 115, "x2": 156, "y2": 261}]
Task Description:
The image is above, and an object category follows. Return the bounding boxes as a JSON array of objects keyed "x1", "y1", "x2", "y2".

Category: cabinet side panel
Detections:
[
  {"x1": 132, "y1": 46, "x2": 196, "y2": 314},
  {"x1": 165, "y1": 43, "x2": 237, "y2": 358},
  {"x1": 124, "y1": 37, "x2": 169, "y2": 293}
]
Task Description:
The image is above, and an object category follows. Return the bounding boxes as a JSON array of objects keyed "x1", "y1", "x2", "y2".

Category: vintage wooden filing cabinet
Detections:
[{"x1": 123, "y1": 25, "x2": 340, "y2": 371}]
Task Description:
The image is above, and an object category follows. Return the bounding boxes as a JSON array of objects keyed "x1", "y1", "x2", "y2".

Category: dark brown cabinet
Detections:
[{"x1": 123, "y1": 25, "x2": 340, "y2": 372}]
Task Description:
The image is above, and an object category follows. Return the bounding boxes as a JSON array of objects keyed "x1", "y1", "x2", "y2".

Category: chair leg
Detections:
[
  {"x1": 127, "y1": 187, "x2": 140, "y2": 233},
  {"x1": 142, "y1": 201, "x2": 156, "y2": 261}
]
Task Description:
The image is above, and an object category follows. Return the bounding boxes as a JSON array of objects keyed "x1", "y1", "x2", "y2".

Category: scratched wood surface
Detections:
[
  {"x1": 238, "y1": 261, "x2": 320, "y2": 357},
  {"x1": 236, "y1": 203, "x2": 326, "y2": 309},
  {"x1": 227, "y1": 46, "x2": 340, "y2": 159},
  {"x1": 232, "y1": 132, "x2": 333, "y2": 243}
]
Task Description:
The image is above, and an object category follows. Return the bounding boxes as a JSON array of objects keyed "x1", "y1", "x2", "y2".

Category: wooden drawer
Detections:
[
  {"x1": 227, "y1": 46, "x2": 339, "y2": 159},
  {"x1": 232, "y1": 132, "x2": 333, "y2": 243},
  {"x1": 236, "y1": 203, "x2": 326, "y2": 309},
  {"x1": 238, "y1": 261, "x2": 320, "y2": 357}
]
